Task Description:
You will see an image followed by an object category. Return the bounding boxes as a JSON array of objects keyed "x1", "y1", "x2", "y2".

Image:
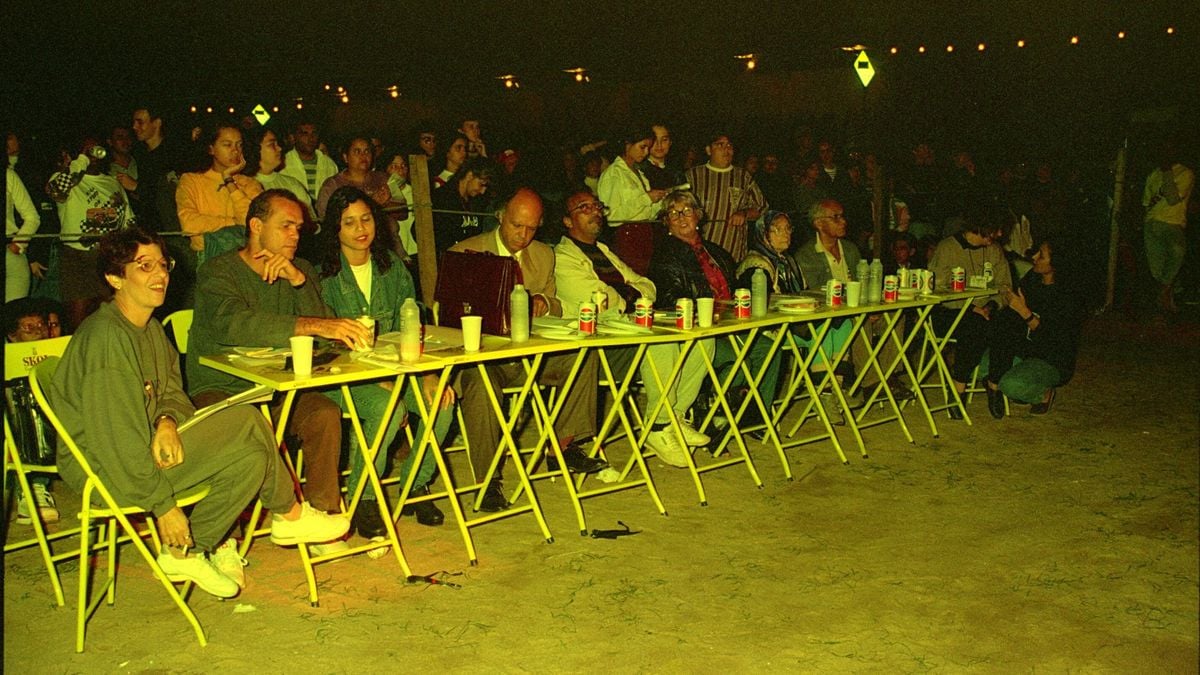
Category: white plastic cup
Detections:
[
  {"x1": 845, "y1": 280, "x2": 863, "y2": 307},
  {"x1": 460, "y1": 315, "x2": 483, "y2": 352},
  {"x1": 289, "y1": 336, "x2": 314, "y2": 378},
  {"x1": 696, "y1": 297, "x2": 715, "y2": 327}
]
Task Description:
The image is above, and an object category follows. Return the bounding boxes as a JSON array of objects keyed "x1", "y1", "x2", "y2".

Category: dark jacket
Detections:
[
  {"x1": 646, "y1": 228, "x2": 736, "y2": 309},
  {"x1": 791, "y1": 237, "x2": 863, "y2": 290}
]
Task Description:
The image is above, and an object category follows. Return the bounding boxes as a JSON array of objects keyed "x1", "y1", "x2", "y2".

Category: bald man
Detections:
[{"x1": 451, "y1": 188, "x2": 606, "y2": 511}]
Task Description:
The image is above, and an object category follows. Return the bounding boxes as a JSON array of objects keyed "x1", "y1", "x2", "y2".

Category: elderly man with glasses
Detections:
[{"x1": 795, "y1": 199, "x2": 914, "y2": 408}]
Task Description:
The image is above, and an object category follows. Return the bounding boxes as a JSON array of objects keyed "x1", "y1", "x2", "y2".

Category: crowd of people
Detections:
[{"x1": 4, "y1": 104, "x2": 1192, "y2": 596}]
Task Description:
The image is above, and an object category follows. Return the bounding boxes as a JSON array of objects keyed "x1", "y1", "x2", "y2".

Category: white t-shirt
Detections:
[{"x1": 349, "y1": 260, "x2": 373, "y2": 303}]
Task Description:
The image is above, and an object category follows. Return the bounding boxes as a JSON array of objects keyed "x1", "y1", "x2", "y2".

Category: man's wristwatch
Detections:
[{"x1": 154, "y1": 414, "x2": 176, "y2": 429}]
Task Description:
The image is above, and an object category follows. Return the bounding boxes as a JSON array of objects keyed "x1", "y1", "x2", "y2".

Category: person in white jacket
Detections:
[
  {"x1": 554, "y1": 190, "x2": 708, "y2": 468},
  {"x1": 6, "y1": 166, "x2": 41, "y2": 300},
  {"x1": 278, "y1": 120, "x2": 339, "y2": 201},
  {"x1": 597, "y1": 126, "x2": 666, "y2": 226}
]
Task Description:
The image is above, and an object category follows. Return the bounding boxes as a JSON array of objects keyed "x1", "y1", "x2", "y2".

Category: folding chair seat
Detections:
[
  {"x1": 4, "y1": 336, "x2": 78, "y2": 606},
  {"x1": 30, "y1": 357, "x2": 211, "y2": 652}
]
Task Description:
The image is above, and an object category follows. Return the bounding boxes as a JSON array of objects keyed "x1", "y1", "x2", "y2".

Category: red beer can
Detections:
[
  {"x1": 883, "y1": 275, "x2": 899, "y2": 302},
  {"x1": 827, "y1": 279, "x2": 843, "y2": 308},
  {"x1": 578, "y1": 302, "x2": 597, "y2": 334},
  {"x1": 634, "y1": 297, "x2": 654, "y2": 328},
  {"x1": 733, "y1": 288, "x2": 751, "y2": 319},
  {"x1": 951, "y1": 266, "x2": 966, "y2": 292}
]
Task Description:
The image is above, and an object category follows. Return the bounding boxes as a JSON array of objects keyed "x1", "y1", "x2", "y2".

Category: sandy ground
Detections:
[{"x1": 4, "y1": 313, "x2": 1198, "y2": 673}]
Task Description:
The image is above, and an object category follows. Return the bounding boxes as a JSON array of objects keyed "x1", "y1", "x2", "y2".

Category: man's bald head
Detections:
[{"x1": 498, "y1": 187, "x2": 544, "y2": 254}]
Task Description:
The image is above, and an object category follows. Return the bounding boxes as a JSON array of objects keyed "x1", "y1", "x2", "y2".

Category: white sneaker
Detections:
[
  {"x1": 309, "y1": 539, "x2": 351, "y2": 560},
  {"x1": 158, "y1": 551, "x2": 240, "y2": 598},
  {"x1": 211, "y1": 539, "x2": 247, "y2": 589},
  {"x1": 16, "y1": 482, "x2": 60, "y2": 525},
  {"x1": 270, "y1": 502, "x2": 351, "y2": 546},
  {"x1": 677, "y1": 420, "x2": 710, "y2": 446},
  {"x1": 644, "y1": 429, "x2": 691, "y2": 468}
]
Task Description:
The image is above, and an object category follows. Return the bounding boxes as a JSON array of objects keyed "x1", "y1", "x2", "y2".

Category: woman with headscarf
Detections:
[{"x1": 735, "y1": 210, "x2": 804, "y2": 292}]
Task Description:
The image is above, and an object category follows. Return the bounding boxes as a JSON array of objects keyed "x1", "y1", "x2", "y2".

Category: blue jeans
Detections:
[{"x1": 324, "y1": 380, "x2": 453, "y2": 501}]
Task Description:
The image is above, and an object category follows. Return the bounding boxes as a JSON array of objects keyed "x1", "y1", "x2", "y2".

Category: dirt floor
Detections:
[{"x1": 5, "y1": 312, "x2": 1198, "y2": 673}]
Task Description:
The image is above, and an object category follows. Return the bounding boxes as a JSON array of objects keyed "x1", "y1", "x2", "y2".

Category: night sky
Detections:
[{"x1": 4, "y1": 1, "x2": 1196, "y2": 162}]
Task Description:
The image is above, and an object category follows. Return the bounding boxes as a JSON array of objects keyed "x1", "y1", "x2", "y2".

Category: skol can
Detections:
[
  {"x1": 951, "y1": 266, "x2": 966, "y2": 292},
  {"x1": 634, "y1": 297, "x2": 654, "y2": 328},
  {"x1": 356, "y1": 315, "x2": 377, "y2": 350},
  {"x1": 590, "y1": 289, "x2": 609, "y2": 313},
  {"x1": 883, "y1": 275, "x2": 899, "y2": 303},
  {"x1": 675, "y1": 298, "x2": 695, "y2": 329},
  {"x1": 578, "y1": 302, "x2": 597, "y2": 334},
  {"x1": 920, "y1": 269, "x2": 935, "y2": 294},
  {"x1": 733, "y1": 288, "x2": 751, "y2": 319},
  {"x1": 826, "y1": 279, "x2": 843, "y2": 308},
  {"x1": 983, "y1": 261, "x2": 994, "y2": 286}
]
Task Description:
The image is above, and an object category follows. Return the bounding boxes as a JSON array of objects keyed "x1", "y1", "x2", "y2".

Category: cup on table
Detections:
[
  {"x1": 696, "y1": 297, "x2": 715, "y2": 327},
  {"x1": 845, "y1": 280, "x2": 863, "y2": 308},
  {"x1": 289, "y1": 336, "x2": 314, "y2": 377},
  {"x1": 460, "y1": 315, "x2": 483, "y2": 352}
]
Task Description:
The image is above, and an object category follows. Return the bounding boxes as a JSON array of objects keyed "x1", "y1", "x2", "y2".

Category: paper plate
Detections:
[{"x1": 775, "y1": 301, "x2": 819, "y2": 314}]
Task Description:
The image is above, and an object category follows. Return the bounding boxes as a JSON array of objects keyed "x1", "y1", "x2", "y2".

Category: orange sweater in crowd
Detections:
[{"x1": 175, "y1": 169, "x2": 263, "y2": 251}]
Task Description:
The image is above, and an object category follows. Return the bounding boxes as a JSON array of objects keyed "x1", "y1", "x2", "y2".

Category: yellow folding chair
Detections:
[
  {"x1": 30, "y1": 356, "x2": 212, "y2": 652},
  {"x1": 162, "y1": 309, "x2": 193, "y2": 354},
  {"x1": 4, "y1": 336, "x2": 77, "y2": 605}
]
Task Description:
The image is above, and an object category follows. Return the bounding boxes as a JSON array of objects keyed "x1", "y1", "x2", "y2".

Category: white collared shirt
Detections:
[{"x1": 816, "y1": 237, "x2": 850, "y2": 282}]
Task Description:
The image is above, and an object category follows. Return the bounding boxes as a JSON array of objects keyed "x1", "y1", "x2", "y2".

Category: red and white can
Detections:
[
  {"x1": 733, "y1": 288, "x2": 751, "y2": 319},
  {"x1": 590, "y1": 289, "x2": 609, "y2": 313},
  {"x1": 883, "y1": 275, "x2": 899, "y2": 303},
  {"x1": 951, "y1": 266, "x2": 966, "y2": 292},
  {"x1": 578, "y1": 302, "x2": 597, "y2": 334},
  {"x1": 634, "y1": 297, "x2": 654, "y2": 328},
  {"x1": 826, "y1": 279, "x2": 843, "y2": 308},
  {"x1": 675, "y1": 298, "x2": 695, "y2": 329}
]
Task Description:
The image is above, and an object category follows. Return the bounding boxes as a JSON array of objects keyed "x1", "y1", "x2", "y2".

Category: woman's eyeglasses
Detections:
[
  {"x1": 130, "y1": 257, "x2": 176, "y2": 274},
  {"x1": 667, "y1": 206, "x2": 698, "y2": 220}
]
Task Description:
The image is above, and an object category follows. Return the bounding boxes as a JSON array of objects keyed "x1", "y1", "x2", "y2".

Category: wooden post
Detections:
[
  {"x1": 409, "y1": 154, "x2": 438, "y2": 308},
  {"x1": 872, "y1": 164, "x2": 885, "y2": 260},
  {"x1": 1103, "y1": 139, "x2": 1128, "y2": 312}
]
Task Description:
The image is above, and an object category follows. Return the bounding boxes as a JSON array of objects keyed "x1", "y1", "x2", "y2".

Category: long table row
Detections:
[{"x1": 199, "y1": 288, "x2": 991, "y2": 604}]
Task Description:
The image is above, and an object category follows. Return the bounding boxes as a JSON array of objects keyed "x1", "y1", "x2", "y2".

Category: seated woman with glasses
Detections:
[
  {"x1": 928, "y1": 202, "x2": 1015, "y2": 417},
  {"x1": 317, "y1": 187, "x2": 456, "y2": 537},
  {"x1": 48, "y1": 227, "x2": 347, "y2": 597},
  {"x1": 647, "y1": 190, "x2": 783, "y2": 439},
  {"x1": 597, "y1": 125, "x2": 668, "y2": 226}
]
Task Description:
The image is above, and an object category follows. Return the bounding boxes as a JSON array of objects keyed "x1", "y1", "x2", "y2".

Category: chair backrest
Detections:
[
  {"x1": 162, "y1": 309, "x2": 193, "y2": 354},
  {"x1": 5, "y1": 336, "x2": 72, "y2": 383},
  {"x1": 612, "y1": 221, "x2": 657, "y2": 277},
  {"x1": 27, "y1": 357, "x2": 92, "y2": 474}
]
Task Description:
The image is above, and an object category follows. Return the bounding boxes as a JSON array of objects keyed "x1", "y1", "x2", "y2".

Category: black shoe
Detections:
[
  {"x1": 948, "y1": 407, "x2": 964, "y2": 421},
  {"x1": 478, "y1": 481, "x2": 508, "y2": 513},
  {"x1": 1030, "y1": 388, "x2": 1056, "y2": 415},
  {"x1": 548, "y1": 442, "x2": 608, "y2": 475},
  {"x1": 987, "y1": 387, "x2": 1006, "y2": 419},
  {"x1": 351, "y1": 502, "x2": 388, "y2": 539},
  {"x1": 888, "y1": 379, "x2": 916, "y2": 402},
  {"x1": 401, "y1": 486, "x2": 445, "y2": 526}
]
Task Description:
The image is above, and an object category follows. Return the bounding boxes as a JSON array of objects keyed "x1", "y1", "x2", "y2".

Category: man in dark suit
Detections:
[{"x1": 450, "y1": 187, "x2": 605, "y2": 511}]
